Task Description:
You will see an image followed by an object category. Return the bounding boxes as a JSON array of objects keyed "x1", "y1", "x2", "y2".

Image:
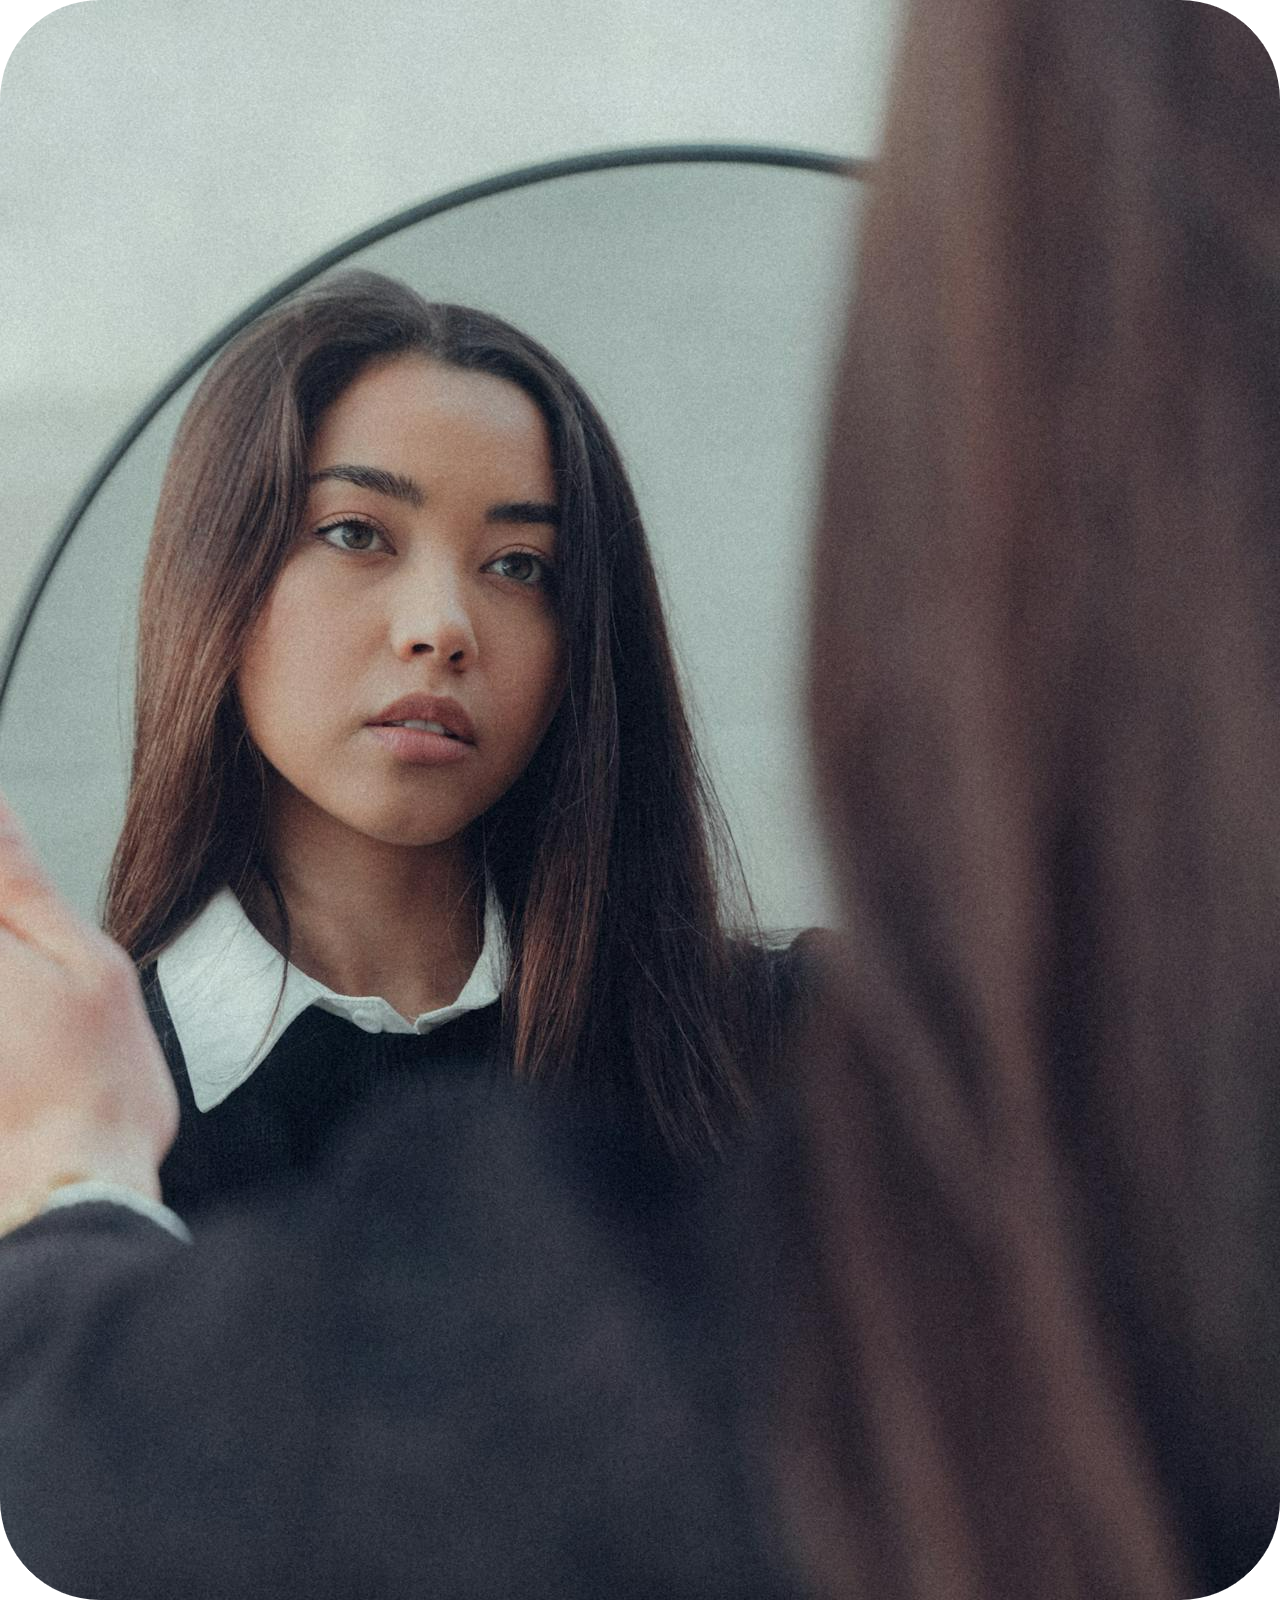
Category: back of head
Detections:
[{"x1": 783, "y1": 2, "x2": 1280, "y2": 1595}]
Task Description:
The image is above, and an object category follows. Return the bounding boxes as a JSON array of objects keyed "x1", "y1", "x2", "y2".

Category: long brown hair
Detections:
[
  {"x1": 781, "y1": 1, "x2": 1280, "y2": 1595},
  {"x1": 105, "y1": 272, "x2": 764, "y2": 1158}
]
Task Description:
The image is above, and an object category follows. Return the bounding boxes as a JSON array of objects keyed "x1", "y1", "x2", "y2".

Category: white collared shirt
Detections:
[
  {"x1": 155, "y1": 884, "x2": 509, "y2": 1112},
  {"x1": 36, "y1": 883, "x2": 509, "y2": 1239}
]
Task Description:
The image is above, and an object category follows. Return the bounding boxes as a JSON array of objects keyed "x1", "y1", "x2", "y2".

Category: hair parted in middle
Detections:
[{"x1": 106, "y1": 269, "x2": 775, "y2": 1158}]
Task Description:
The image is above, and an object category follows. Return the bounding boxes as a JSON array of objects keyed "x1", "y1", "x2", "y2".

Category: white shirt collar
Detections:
[{"x1": 155, "y1": 884, "x2": 508, "y2": 1112}]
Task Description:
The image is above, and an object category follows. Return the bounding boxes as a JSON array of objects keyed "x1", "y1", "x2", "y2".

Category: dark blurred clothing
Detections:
[
  {"x1": 0, "y1": 1070, "x2": 800, "y2": 1600},
  {"x1": 2, "y1": 937, "x2": 817, "y2": 1598}
]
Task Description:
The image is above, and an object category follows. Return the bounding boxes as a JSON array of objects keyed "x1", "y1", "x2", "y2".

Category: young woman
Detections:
[
  {"x1": 0, "y1": 284, "x2": 805, "y2": 1600},
  {"x1": 4, "y1": 6, "x2": 1277, "y2": 1596},
  {"x1": 100, "y1": 270, "x2": 794, "y2": 1222}
]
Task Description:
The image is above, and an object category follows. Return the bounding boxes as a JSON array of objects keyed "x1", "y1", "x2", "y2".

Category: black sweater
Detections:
[{"x1": 0, "y1": 960, "x2": 807, "y2": 1600}]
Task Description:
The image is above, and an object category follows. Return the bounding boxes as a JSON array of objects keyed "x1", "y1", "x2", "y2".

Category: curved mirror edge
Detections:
[{"x1": 0, "y1": 159, "x2": 860, "y2": 934}]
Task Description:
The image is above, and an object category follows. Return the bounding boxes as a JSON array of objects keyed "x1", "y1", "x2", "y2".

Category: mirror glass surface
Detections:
[{"x1": 0, "y1": 157, "x2": 861, "y2": 931}]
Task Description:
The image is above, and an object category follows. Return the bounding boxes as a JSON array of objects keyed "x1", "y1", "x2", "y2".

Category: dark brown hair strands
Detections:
[
  {"x1": 105, "y1": 271, "x2": 771, "y2": 1158},
  {"x1": 778, "y1": 1, "x2": 1280, "y2": 1595}
]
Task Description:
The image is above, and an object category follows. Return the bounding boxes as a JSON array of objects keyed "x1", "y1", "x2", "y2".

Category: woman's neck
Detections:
[{"x1": 244, "y1": 792, "x2": 484, "y2": 1021}]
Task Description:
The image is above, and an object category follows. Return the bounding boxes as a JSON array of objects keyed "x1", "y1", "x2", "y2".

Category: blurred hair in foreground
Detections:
[{"x1": 778, "y1": 1, "x2": 1280, "y2": 1595}]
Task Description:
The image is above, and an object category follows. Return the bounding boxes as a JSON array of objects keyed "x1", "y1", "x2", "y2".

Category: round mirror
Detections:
[{"x1": 0, "y1": 147, "x2": 863, "y2": 932}]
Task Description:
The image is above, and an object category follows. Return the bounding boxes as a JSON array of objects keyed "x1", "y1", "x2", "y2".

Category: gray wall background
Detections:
[{"x1": 0, "y1": 0, "x2": 902, "y2": 929}]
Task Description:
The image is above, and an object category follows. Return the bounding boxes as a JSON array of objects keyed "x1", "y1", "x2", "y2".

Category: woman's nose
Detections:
[{"x1": 389, "y1": 574, "x2": 478, "y2": 667}]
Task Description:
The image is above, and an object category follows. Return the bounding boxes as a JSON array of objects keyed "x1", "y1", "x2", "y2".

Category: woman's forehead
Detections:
[
  {"x1": 310, "y1": 356, "x2": 555, "y2": 500},
  {"x1": 318, "y1": 354, "x2": 544, "y2": 439}
]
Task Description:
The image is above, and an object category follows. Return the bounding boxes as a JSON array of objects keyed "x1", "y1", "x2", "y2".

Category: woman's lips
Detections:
[{"x1": 366, "y1": 724, "x2": 472, "y2": 765}]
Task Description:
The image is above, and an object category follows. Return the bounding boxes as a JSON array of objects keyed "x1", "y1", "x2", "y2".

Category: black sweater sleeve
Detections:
[{"x1": 0, "y1": 1079, "x2": 798, "y2": 1600}]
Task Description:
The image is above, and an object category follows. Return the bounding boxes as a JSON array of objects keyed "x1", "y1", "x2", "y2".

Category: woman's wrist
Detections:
[
  {"x1": 0, "y1": 1159, "x2": 165, "y2": 1240},
  {"x1": 0, "y1": 1171, "x2": 93, "y2": 1238},
  {"x1": 2, "y1": 1110, "x2": 165, "y2": 1234}
]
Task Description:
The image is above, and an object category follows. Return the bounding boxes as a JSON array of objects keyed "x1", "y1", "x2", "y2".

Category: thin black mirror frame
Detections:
[{"x1": 0, "y1": 142, "x2": 865, "y2": 713}]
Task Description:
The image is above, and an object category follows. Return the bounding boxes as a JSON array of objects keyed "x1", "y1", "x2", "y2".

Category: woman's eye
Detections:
[
  {"x1": 486, "y1": 551, "x2": 551, "y2": 585},
  {"x1": 316, "y1": 520, "x2": 386, "y2": 553}
]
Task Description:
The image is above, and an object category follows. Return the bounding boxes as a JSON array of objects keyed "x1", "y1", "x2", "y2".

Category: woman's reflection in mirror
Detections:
[{"x1": 98, "y1": 271, "x2": 801, "y2": 1225}]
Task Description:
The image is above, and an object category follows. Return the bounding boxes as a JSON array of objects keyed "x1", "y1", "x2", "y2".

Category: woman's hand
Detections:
[{"x1": 0, "y1": 796, "x2": 177, "y2": 1221}]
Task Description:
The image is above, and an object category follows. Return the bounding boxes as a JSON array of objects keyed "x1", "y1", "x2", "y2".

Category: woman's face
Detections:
[{"x1": 236, "y1": 353, "x2": 564, "y2": 856}]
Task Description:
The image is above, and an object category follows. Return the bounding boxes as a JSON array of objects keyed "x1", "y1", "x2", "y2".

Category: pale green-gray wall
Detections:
[{"x1": 0, "y1": 0, "x2": 902, "y2": 926}]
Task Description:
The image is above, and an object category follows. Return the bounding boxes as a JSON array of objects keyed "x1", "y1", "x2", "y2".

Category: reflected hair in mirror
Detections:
[{"x1": 105, "y1": 270, "x2": 769, "y2": 1156}]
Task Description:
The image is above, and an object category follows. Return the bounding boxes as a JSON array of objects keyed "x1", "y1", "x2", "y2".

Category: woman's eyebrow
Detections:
[
  {"x1": 486, "y1": 501, "x2": 560, "y2": 526},
  {"x1": 307, "y1": 468, "x2": 556, "y2": 526},
  {"x1": 308, "y1": 464, "x2": 424, "y2": 506}
]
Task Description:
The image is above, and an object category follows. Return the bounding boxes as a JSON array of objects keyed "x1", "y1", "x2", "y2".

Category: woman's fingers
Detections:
[
  {"x1": 0, "y1": 793, "x2": 179, "y2": 1204},
  {"x1": 0, "y1": 792, "x2": 98, "y2": 969}
]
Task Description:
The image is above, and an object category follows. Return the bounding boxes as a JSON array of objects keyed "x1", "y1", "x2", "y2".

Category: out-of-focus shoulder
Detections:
[
  {"x1": 775, "y1": 925, "x2": 843, "y2": 971},
  {"x1": 789, "y1": 926, "x2": 847, "y2": 1007},
  {"x1": 738, "y1": 926, "x2": 842, "y2": 1026}
]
